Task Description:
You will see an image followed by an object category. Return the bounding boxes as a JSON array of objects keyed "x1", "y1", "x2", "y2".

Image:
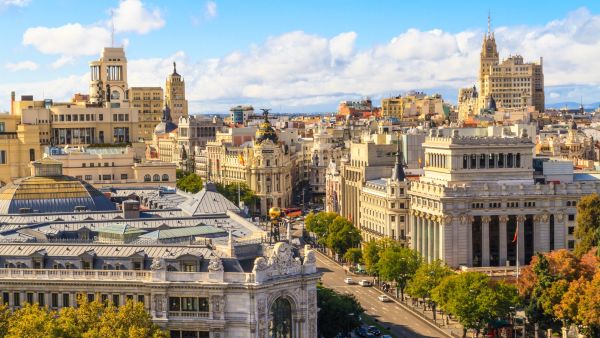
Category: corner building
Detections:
[{"x1": 408, "y1": 130, "x2": 592, "y2": 268}]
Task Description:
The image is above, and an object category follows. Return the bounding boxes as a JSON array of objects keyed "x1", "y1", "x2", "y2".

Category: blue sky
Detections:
[{"x1": 2, "y1": 0, "x2": 600, "y2": 113}]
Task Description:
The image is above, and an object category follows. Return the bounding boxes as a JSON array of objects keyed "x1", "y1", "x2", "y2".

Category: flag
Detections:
[
  {"x1": 512, "y1": 223, "x2": 518, "y2": 243},
  {"x1": 238, "y1": 153, "x2": 245, "y2": 166}
]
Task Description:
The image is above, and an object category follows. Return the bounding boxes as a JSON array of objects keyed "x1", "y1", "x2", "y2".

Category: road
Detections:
[{"x1": 316, "y1": 252, "x2": 445, "y2": 338}]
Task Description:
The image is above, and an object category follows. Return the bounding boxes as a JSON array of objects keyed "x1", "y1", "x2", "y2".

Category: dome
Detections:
[
  {"x1": 255, "y1": 109, "x2": 278, "y2": 144},
  {"x1": 154, "y1": 104, "x2": 178, "y2": 135},
  {"x1": 0, "y1": 165, "x2": 116, "y2": 214}
]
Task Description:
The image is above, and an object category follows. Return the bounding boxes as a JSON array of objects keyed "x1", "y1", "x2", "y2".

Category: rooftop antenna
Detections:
[
  {"x1": 487, "y1": 10, "x2": 491, "y2": 36},
  {"x1": 110, "y1": 9, "x2": 115, "y2": 47}
]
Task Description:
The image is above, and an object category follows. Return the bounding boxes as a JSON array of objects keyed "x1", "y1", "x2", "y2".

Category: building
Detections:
[
  {"x1": 165, "y1": 63, "x2": 188, "y2": 122},
  {"x1": 408, "y1": 129, "x2": 593, "y2": 269},
  {"x1": 381, "y1": 92, "x2": 447, "y2": 121},
  {"x1": 0, "y1": 159, "x2": 320, "y2": 337},
  {"x1": 177, "y1": 115, "x2": 223, "y2": 171},
  {"x1": 206, "y1": 112, "x2": 294, "y2": 215},
  {"x1": 325, "y1": 160, "x2": 341, "y2": 213},
  {"x1": 339, "y1": 133, "x2": 396, "y2": 224},
  {"x1": 130, "y1": 87, "x2": 164, "y2": 141},
  {"x1": 338, "y1": 99, "x2": 379, "y2": 119},
  {"x1": 45, "y1": 146, "x2": 176, "y2": 187},
  {"x1": 359, "y1": 140, "x2": 410, "y2": 243},
  {"x1": 229, "y1": 105, "x2": 254, "y2": 125}
]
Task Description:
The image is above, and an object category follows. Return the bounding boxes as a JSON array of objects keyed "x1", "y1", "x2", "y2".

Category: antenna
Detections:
[
  {"x1": 487, "y1": 10, "x2": 491, "y2": 35},
  {"x1": 110, "y1": 9, "x2": 115, "y2": 47}
]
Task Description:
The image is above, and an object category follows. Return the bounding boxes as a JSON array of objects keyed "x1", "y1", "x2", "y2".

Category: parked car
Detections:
[
  {"x1": 367, "y1": 325, "x2": 381, "y2": 336},
  {"x1": 380, "y1": 335, "x2": 393, "y2": 338},
  {"x1": 358, "y1": 280, "x2": 372, "y2": 287},
  {"x1": 354, "y1": 327, "x2": 368, "y2": 337},
  {"x1": 377, "y1": 294, "x2": 391, "y2": 302},
  {"x1": 344, "y1": 277, "x2": 355, "y2": 284}
]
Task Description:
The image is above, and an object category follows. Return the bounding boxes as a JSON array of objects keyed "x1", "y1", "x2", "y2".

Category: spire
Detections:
[
  {"x1": 173, "y1": 62, "x2": 177, "y2": 75},
  {"x1": 391, "y1": 132, "x2": 406, "y2": 181},
  {"x1": 110, "y1": 9, "x2": 115, "y2": 47},
  {"x1": 487, "y1": 10, "x2": 491, "y2": 36}
]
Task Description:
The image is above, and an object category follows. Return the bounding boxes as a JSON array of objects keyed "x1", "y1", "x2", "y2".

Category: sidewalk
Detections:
[{"x1": 317, "y1": 251, "x2": 462, "y2": 338}]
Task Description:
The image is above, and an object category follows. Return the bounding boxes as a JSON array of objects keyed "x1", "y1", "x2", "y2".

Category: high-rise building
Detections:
[
  {"x1": 165, "y1": 62, "x2": 188, "y2": 121},
  {"x1": 130, "y1": 87, "x2": 164, "y2": 141}
]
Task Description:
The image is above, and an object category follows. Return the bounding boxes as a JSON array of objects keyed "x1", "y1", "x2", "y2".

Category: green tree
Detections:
[
  {"x1": 176, "y1": 172, "x2": 203, "y2": 193},
  {"x1": 96, "y1": 300, "x2": 167, "y2": 338},
  {"x1": 432, "y1": 272, "x2": 519, "y2": 338},
  {"x1": 325, "y1": 216, "x2": 361, "y2": 256},
  {"x1": 343, "y1": 248, "x2": 362, "y2": 265},
  {"x1": 317, "y1": 286, "x2": 364, "y2": 338},
  {"x1": 377, "y1": 246, "x2": 422, "y2": 299},
  {"x1": 574, "y1": 194, "x2": 600, "y2": 257},
  {"x1": 407, "y1": 259, "x2": 454, "y2": 300},
  {"x1": 304, "y1": 212, "x2": 338, "y2": 239},
  {"x1": 6, "y1": 303, "x2": 58, "y2": 338},
  {"x1": 216, "y1": 182, "x2": 257, "y2": 207},
  {"x1": 362, "y1": 239, "x2": 381, "y2": 275}
]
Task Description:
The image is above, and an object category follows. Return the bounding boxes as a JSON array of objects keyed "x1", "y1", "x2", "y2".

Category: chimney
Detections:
[
  {"x1": 122, "y1": 199, "x2": 141, "y2": 219},
  {"x1": 10, "y1": 91, "x2": 15, "y2": 115}
]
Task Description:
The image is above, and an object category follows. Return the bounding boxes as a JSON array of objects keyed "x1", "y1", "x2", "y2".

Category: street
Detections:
[{"x1": 316, "y1": 252, "x2": 445, "y2": 338}]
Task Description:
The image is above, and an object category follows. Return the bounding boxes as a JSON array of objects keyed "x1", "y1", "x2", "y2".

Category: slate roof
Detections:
[
  {"x1": 180, "y1": 184, "x2": 240, "y2": 216},
  {"x1": 139, "y1": 225, "x2": 226, "y2": 240}
]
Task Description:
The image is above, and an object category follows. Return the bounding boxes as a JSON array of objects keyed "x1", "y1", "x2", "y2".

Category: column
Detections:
[
  {"x1": 481, "y1": 216, "x2": 490, "y2": 267},
  {"x1": 535, "y1": 214, "x2": 550, "y2": 253},
  {"x1": 427, "y1": 218, "x2": 434, "y2": 263},
  {"x1": 410, "y1": 214, "x2": 417, "y2": 250},
  {"x1": 467, "y1": 217, "x2": 473, "y2": 266},
  {"x1": 499, "y1": 216, "x2": 508, "y2": 266},
  {"x1": 554, "y1": 214, "x2": 566, "y2": 250},
  {"x1": 517, "y1": 215, "x2": 526, "y2": 266},
  {"x1": 422, "y1": 217, "x2": 428, "y2": 259},
  {"x1": 432, "y1": 219, "x2": 438, "y2": 261}
]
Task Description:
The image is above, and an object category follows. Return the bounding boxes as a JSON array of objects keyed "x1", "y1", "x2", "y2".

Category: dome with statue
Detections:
[
  {"x1": 0, "y1": 158, "x2": 116, "y2": 214},
  {"x1": 154, "y1": 104, "x2": 178, "y2": 135},
  {"x1": 255, "y1": 109, "x2": 278, "y2": 144}
]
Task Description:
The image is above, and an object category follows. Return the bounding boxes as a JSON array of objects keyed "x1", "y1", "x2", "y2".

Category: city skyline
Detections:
[{"x1": 2, "y1": 0, "x2": 600, "y2": 113}]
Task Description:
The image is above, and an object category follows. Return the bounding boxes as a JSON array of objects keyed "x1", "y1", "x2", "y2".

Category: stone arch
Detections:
[{"x1": 268, "y1": 295, "x2": 296, "y2": 338}]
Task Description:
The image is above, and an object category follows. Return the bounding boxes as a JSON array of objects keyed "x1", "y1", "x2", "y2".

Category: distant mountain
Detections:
[{"x1": 546, "y1": 101, "x2": 600, "y2": 109}]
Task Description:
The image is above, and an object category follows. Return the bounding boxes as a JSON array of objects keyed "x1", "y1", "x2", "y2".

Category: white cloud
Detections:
[
  {"x1": 51, "y1": 56, "x2": 76, "y2": 69},
  {"x1": 113, "y1": 0, "x2": 165, "y2": 34},
  {"x1": 5, "y1": 60, "x2": 38, "y2": 71},
  {"x1": 549, "y1": 92, "x2": 561, "y2": 99},
  {"x1": 23, "y1": 23, "x2": 111, "y2": 56},
  {"x1": 205, "y1": 1, "x2": 217, "y2": 19},
  {"x1": 0, "y1": 0, "x2": 29, "y2": 8}
]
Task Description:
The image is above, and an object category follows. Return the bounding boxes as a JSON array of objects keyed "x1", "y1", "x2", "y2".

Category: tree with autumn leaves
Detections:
[{"x1": 518, "y1": 249, "x2": 599, "y2": 335}]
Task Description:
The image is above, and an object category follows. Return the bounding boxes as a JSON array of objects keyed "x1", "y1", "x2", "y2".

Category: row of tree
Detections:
[
  {"x1": 0, "y1": 297, "x2": 165, "y2": 338},
  {"x1": 215, "y1": 182, "x2": 257, "y2": 207},
  {"x1": 317, "y1": 285, "x2": 364, "y2": 337},
  {"x1": 361, "y1": 238, "x2": 520, "y2": 337},
  {"x1": 304, "y1": 212, "x2": 361, "y2": 257},
  {"x1": 175, "y1": 169, "x2": 204, "y2": 194}
]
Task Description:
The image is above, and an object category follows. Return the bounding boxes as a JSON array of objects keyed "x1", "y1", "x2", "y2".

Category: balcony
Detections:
[
  {"x1": 0, "y1": 268, "x2": 152, "y2": 281},
  {"x1": 168, "y1": 311, "x2": 209, "y2": 318}
]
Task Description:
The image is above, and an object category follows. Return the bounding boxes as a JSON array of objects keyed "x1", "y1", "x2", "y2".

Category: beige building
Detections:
[
  {"x1": 45, "y1": 146, "x2": 176, "y2": 187},
  {"x1": 206, "y1": 113, "x2": 294, "y2": 215},
  {"x1": 359, "y1": 141, "x2": 410, "y2": 243},
  {"x1": 0, "y1": 108, "x2": 43, "y2": 185},
  {"x1": 165, "y1": 63, "x2": 188, "y2": 122},
  {"x1": 381, "y1": 92, "x2": 446, "y2": 121},
  {"x1": 130, "y1": 87, "x2": 164, "y2": 141}
]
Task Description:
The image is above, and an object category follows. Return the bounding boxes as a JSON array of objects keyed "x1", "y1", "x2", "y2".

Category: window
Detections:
[
  {"x1": 144, "y1": 174, "x2": 151, "y2": 182},
  {"x1": 0, "y1": 122, "x2": 4, "y2": 132},
  {"x1": 399, "y1": 216, "x2": 405, "y2": 223},
  {"x1": 0, "y1": 150, "x2": 6, "y2": 164},
  {"x1": 101, "y1": 294, "x2": 108, "y2": 303},
  {"x1": 87, "y1": 294, "x2": 94, "y2": 302},
  {"x1": 99, "y1": 114, "x2": 103, "y2": 121},
  {"x1": 85, "y1": 175, "x2": 92, "y2": 181},
  {"x1": 2, "y1": 293, "x2": 8, "y2": 305},
  {"x1": 27, "y1": 293, "x2": 34, "y2": 304},
  {"x1": 462, "y1": 155, "x2": 468, "y2": 169},
  {"x1": 82, "y1": 163, "x2": 86, "y2": 168},
  {"x1": 169, "y1": 297, "x2": 181, "y2": 311},
  {"x1": 51, "y1": 293, "x2": 58, "y2": 308},
  {"x1": 153, "y1": 174, "x2": 160, "y2": 182},
  {"x1": 568, "y1": 214, "x2": 575, "y2": 221},
  {"x1": 137, "y1": 295, "x2": 145, "y2": 304},
  {"x1": 479, "y1": 154, "x2": 486, "y2": 168},
  {"x1": 37, "y1": 293, "x2": 44, "y2": 307},
  {"x1": 498, "y1": 153, "x2": 504, "y2": 168},
  {"x1": 162, "y1": 174, "x2": 169, "y2": 181},
  {"x1": 488, "y1": 154, "x2": 495, "y2": 168},
  {"x1": 568, "y1": 226, "x2": 575, "y2": 235},
  {"x1": 29, "y1": 149, "x2": 35, "y2": 162},
  {"x1": 568, "y1": 240, "x2": 575, "y2": 250},
  {"x1": 63, "y1": 294, "x2": 70, "y2": 307},
  {"x1": 14, "y1": 293, "x2": 20, "y2": 307},
  {"x1": 391, "y1": 216, "x2": 396, "y2": 222},
  {"x1": 112, "y1": 294, "x2": 120, "y2": 306},
  {"x1": 102, "y1": 174, "x2": 111, "y2": 180},
  {"x1": 121, "y1": 174, "x2": 128, "y2": 180},
  {"x1": 470, "y1": 154, "x2": 477, "y2": 168}
]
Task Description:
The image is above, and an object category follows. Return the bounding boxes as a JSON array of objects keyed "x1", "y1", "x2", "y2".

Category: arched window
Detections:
[
  {"x1": 269, "y1": 297, "x2": 293, "y2": 338},
  {"x1": 162, "y1": 174, "x2": 169, "y2": 181},
  {"x1": 144, "y1": 174, "x2": 151, "y2": 182},
  {"x1": 111, "y1": 90, "x2": 120, "y2": 100},
  {"x1": 153, "y1": 174, "x2": 160, "y2": 182}
]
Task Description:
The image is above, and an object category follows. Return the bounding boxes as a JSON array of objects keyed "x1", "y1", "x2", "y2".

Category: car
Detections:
[
  {"x1": 344, "y1": 277, "x2": 355, "y2": 284},
  {"x1": 380, "y1": 335, "x2": 393, "y2": 338},
  {"x1": 367, "y1": 325, "x2": 381, "y2": 336},
  {"x1": 358, "y1": 279, "x2": 372, "y2": 287},
  {"x1": 377, "y1": 294, "x2": 391, "y2": 302}
]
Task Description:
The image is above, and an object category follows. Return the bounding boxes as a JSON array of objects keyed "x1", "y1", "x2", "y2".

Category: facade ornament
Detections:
[
  {"x1": 303, "y1": 250, "x2": 316, "y2": 265},
  {"x1": 482, "y1": 215, "x2": 491, "y2": 224},
  {"x1": 499, "y1": 215, "x2": 509, "y2": 223},
  {"x1": 150, "y1": 257, "x2": 163, "y2": 271},
  {"x1": 517, "y1": 215, "x2": 526, "y2": 223},
  {"x1": 252, "y1": 257, "x2": 269, "y2": 272},
  {"x1": 208, "y1": 255, "x2": 224, "y2": 272}
]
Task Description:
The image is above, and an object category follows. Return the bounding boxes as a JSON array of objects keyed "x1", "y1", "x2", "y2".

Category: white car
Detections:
[
  {"x1": 344, "y1": 277, "x2": 354, "y2": 284},
  {"x1": 378, "y1": 294, "x2": 391, "y2": 302},
  {"x1": 358, "y1": 280, "x2": 372, "y2": 287}
]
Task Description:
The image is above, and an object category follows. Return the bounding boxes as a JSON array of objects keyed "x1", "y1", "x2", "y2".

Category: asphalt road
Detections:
[{"x1": 316, "y1": 252, "x2": 444, "y2": 338}]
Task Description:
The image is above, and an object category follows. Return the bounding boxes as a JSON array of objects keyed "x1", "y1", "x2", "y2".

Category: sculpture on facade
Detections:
[{"x1": 208, "y1": 255, "x2": 224, "y2": 272}]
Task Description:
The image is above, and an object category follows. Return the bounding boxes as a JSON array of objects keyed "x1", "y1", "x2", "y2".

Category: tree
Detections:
[
  {"x1": 216, "y1": 182, "x2": 257, "y2": 207},
  {"x1": 407, "y1": 259, "x2": 454, "y2": 300},
  {"x1": 343, "y1": 248, "x2": 362, "y2": 265},
  {"x1": 325, "y1": 216, "x2": 361, "y2": 256},
  {"x1": 554, "y1": 277, "x2": 588, "y2": 328},
  {"x1": 362, "y1": 239, "x2": 381, "y2": 275},
  {"x1": 432, "y1": 272, "x2": 519, "y2": 338},
  {"x1": 176, "y1": 172, "x2": 203, "y2": 193},
  {"x1": 377, "y1": 246, "x2": 422, "y2": 299},
  {"x1": 6, "y1": 303, "x2": 58, "y2": 338},
  {"x1": 574, "y1": 194, "x2": 600, "y2": 257},
  {"x1": 576, "y1": 272, "x2": 600, "y2": 336},
  {"x1": 317, "y1": 286, "x2": 364, "y2": 338},
  {"x1": 304, "y1": 212, "x2": 337, "y2": 239}
]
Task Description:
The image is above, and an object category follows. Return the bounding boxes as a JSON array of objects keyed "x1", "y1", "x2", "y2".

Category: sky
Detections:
[{"x1": 2, "y1": 0, "x2": 600, "y2": 114}]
